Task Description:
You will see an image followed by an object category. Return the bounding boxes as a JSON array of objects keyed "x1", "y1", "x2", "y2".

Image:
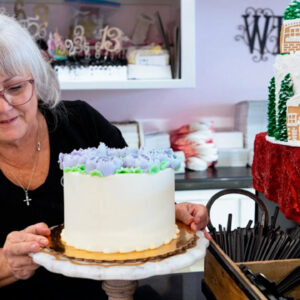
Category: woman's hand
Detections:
[
  {"x1": 175, "y1": 202, "x2": 211, "y2": 240},
  {"x1": 3, "y1": 222, "x2": 50, "y2": 280}
]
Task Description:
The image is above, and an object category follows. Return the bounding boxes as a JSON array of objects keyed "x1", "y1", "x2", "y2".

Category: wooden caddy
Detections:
[
  {"x1": 204, "y1": 189, "x2": 300, "y2": 300},
  {"x1": 204, "y1": 239, "x2": 300, "y2": 300}
]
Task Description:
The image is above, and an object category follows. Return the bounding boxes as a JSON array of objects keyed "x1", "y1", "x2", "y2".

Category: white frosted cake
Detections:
[{"x1": 59, "y1": 143, "x2": 181, "y2": 253}]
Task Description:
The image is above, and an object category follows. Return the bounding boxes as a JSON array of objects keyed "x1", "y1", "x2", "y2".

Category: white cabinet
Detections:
[
  {"x1": 0, "y1": 0, "x2": 196, "y2": 90},
  {"x1": 3, "y1": 0, "x2": 196, "y2": 90},
  {"x1": 60, "y1": 0, "x2": 196, "y2": 90},
  {"x1": 175, "y1": 188, "x2": 256, "y2": 230}
]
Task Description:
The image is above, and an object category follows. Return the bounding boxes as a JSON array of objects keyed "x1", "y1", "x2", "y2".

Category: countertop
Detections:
[{"x1": 175, "y1": 167, "x2": 253, "y2": 190}]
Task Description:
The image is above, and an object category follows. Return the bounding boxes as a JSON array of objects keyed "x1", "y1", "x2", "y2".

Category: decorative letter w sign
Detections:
[{"x1": 235, "y1": 7, "x2": 283, "y2": 62}]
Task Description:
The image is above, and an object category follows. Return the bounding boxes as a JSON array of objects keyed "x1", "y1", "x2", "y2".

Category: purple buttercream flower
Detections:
[
  {"x1": 63, "y1": 155, "x2": 80, "y2": 168},
  {"x1": 170, "y1": 158, "x2": 181, "y2": 170},
  {"x1": 85, "y1": 157, "x2": 97, "y2": 173},
  {"x1": 71, "y1": 149, "x2": 83, "y2": 156},
  {"x1": 157, "y1": 154, "x2": 169, "y2": 162},
  {"x1": 108, "y1": 147, "x2": 126, "y2": 157},
  {"x1": 78, "y1": 156, "x2": 87, "y2": 165},
  {"x1": 151, "y1": 158, "x2": 160, "y2": 167},
  {"x1": 58, "y1": 153, "x2": 65, "y2": 169},
  {"x1": 96, "y1": 143, "x2": 107, "y2": 156},
  {"x1": 58, "y1": 142, "x2": 180, "y2": 175},
  {"x1": 140, "y1": 153, "x2": 150, "y2": 160},
  {"x1": 112, "y1": 157, "x2": 122, "y2": 169},
  {"x1": 123, "y1": 155, "x2": 136, "y2": 168},
  {"x1": 128, "y1": 147, "x2": 139, "y2": 156},
  {"x1": 165, "y1": 149, "x2": 174, "y2": 156},
  {"x1": 96, "y1": 158, "x2": 116, "y2": 176},
  {"x1": 88, "y1": 147, "x2": 97, "y2": 152},
  {"x1": 138, "y1": 157, "x2": 148, "y2": 168},
  {"x1": 107, "y1": 148, "x2": 117, "y2": 156}
]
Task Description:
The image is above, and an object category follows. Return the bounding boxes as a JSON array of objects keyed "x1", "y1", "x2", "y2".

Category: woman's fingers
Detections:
[
  {"x1": 9, "y1": 255, "x2": 37, "y2": 270},
  {"x1": 204, "y1": 230, "x2": 212, "y2": 240},
  {"x1": 187, "y1": 204, "x2": 208, "y2": 231},
  {"x1": 13, "y1": 268, "x2": 37, "y2": 280},
  {"x1": 6, "y1": 232, "x2": 49, "y2": 252},
  {"x1": 7, "y1": 231, "x2": 48, "y2": 245},
  {"x1": 175, "y1": 206, "x2": 193, "y2": 225},
  {"x1": 3, "y1": 222, "x2": 50, "y2": 281},
  {"x1": 24, "y1": 222, "x2": 50, "y2": 237},
  {"x1": 6, "y1": 241, "x2": 42, "y2": 256}
]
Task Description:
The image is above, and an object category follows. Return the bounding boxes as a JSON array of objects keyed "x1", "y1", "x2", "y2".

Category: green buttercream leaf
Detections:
[
  {"x1": 115, "y1": 168, "x2": 130, "y2": 174},
  {"x1": 149, "y1": 165, "x2": 159, "y2": 174},
  {"x1": 90, "y1": 170, "x2": 103, "y2": 177},
  {"x1": 115, "y1": 167, "x2": 143, "y2": 174},
  {"x1": 160, "y1": 161, "x2": 169, "y2": 170},
  {"x1": 134, "y1": 168, "x2": 142, "y2": 174},
  {"x1": 79, "y1": 164, "x2": 85, "y2": 171},
  {"x1": 64, "y1": 167, "x2": 72, "y2": 173},
  {"x1": 175, "y1": 162, "x2": 182, "y2": 171},
  {"x1": 68, "y1": 165, "x2": 87, "y2": 174}
]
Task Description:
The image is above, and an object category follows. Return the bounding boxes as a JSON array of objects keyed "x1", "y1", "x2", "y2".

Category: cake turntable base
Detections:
[{"x1": 30, "y1": 223, "x2": 209, "y2": 300}]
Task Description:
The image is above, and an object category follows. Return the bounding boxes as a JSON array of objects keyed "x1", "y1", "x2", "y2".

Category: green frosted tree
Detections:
[
  {"x1": 284, "y1": 0, "x2": 300, "y2": 20},
  {"x1": 267, "y1": 77, "x2": 276, "y2": 137},
  {"x1": 275, "y1": 73, "x2": 294, "y2": 141}
]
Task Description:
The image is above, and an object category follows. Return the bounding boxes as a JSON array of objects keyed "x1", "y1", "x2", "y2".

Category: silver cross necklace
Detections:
[{"x1": 23, "y1": 141, "x2": 40, "y2": 206}]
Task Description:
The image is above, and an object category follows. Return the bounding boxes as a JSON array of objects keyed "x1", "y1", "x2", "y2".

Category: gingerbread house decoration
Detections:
[
  {"x1": 280, "y1": 19, "x2": 300, "y2": 53},
  {"x1": 286, "y1": 94, "x2": 300, "y2": 140}
]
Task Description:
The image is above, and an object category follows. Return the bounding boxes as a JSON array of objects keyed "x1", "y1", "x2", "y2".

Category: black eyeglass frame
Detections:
[{"x1": 0, "y1": 79, "x2": 35, "y2": 107}]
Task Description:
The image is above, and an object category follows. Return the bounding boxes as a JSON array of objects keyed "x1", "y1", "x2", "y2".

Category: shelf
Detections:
[
  {"x1": 59, "y1": 0, "x2": 196, "y2": 90},
  {"x1": 59, "y1": 78, "x2": 195, "y2": 90}
]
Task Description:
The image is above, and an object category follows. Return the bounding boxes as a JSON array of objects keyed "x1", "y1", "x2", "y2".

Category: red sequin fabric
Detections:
[{"x1": 252, "y1": 132, "x2": 300, "y2": 224}]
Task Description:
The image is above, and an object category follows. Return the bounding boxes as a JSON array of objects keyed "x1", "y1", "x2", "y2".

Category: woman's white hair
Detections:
[{"x1": 0, "y1": 13, "x2": 61, "y2": 109}]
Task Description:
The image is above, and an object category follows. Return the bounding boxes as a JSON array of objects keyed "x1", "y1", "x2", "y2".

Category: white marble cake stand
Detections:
[{"x1": 31, "y1": 231, "x2": 209, "y2": 300}]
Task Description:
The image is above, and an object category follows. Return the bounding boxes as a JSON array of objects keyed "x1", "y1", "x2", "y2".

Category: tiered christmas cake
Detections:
[
  {"x1": 267, "y1": 0, "x2": 300, "y2": 145},
  {"x1": 253, "y1": 0, "x2": 300, "y2": 224}
]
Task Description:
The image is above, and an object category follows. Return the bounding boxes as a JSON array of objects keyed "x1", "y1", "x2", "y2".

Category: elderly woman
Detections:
[{"x1": 0, "y1": 14, "x2": 209, "y2": 298}]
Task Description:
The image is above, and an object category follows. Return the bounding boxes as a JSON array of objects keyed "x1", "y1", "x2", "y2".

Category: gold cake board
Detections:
[{"x1": 47, "y1": 222, "x2": 197, "y2": 264}]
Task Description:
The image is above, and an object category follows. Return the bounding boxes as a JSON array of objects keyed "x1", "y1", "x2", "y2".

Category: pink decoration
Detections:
[{"x1": 171, "y1": 121, "x2": 218, "y2": 171}]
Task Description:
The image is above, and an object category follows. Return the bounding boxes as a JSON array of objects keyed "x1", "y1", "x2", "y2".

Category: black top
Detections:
[{"x1": 0, "y1": 100, "x2": 126, "y2": 299}]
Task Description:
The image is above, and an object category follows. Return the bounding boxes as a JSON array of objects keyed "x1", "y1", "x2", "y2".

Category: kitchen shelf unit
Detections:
[
  {"x1": 60, "y1": 0, "x2": 196, "y2": 90},
  {"x1": 1, "y1": 0, "x2": 196, "y2": 90}
]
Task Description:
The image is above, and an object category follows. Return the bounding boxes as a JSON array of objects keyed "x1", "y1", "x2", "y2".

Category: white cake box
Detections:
[
  {"x1": 127, "y1": 65, "x2": 172, "y2": 80},
  {"x1": 215, "y1": 148, "x2": 249, "y2": 167},
  {"x1": 212, "y1": 131, "x2": 243, "y2": 149},
  {"x1": 234, "y1": 101, "x2": 268, "y2": 149}
]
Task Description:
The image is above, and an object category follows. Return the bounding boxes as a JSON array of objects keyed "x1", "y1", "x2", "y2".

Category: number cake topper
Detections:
[
  {"x1": 65, "y1": 24, "x2": 124, "y2": 59},
  {"x1": 14, "y1": 0, "x2": 49, "y2": 40},
  {"x1": 65, "y1": 25, "x2": 90, "y2": 57},
  {"x1": 95, "y1": 25, "x2": 123, "y2": 53}
]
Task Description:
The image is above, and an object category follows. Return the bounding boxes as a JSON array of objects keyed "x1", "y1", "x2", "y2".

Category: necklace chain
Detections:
[
  {"x1": 18, "y1": 143, "x2": 40, "y2": 206},
  {"x1": 5, "y1": 126, "x2": 41, "y2": 206}
]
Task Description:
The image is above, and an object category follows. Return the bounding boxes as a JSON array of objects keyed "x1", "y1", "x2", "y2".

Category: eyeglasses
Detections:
[{"x1": 0, "y1": 79, "x2": 34, "y2": 106}]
